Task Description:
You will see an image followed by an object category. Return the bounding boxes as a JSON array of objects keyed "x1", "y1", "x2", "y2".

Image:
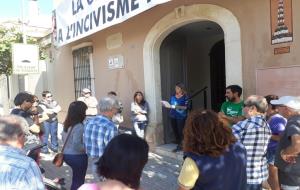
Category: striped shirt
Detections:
[
  {"x1": 232, "y1": 115, "x2": 271, "y2": 184},
  {"x1": 84, "y1": 115, "x2": 118, "y2": 158},
  {"x1": 0, "y1": 145, "x2": 44, "y2": 190}
]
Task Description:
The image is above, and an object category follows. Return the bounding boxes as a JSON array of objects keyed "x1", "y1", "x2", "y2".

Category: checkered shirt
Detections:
[
  {"x1": 84, "y1": 115, "x2": 118, "y2": 158},
  {"x1": 232, "y1": 115, "x2": 271, "y2": 184},
  {"x1": 0, "y1": 145, "x2": 45, "y2": 190}
]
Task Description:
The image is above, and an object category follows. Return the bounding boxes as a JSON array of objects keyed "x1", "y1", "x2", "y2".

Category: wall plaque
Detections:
[{"x1": 274, "y1": 46, "x2": 290, "y2": 55}]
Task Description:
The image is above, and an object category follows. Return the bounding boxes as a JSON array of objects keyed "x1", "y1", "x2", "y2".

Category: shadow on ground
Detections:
[{"x1": 40, "y1": 151, "x2": 182, "y2": 190}]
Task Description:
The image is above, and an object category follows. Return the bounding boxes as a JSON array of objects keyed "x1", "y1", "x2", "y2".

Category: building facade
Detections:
[{"x1": 51, "y1": 0, "x2": 300, "y2": 145}]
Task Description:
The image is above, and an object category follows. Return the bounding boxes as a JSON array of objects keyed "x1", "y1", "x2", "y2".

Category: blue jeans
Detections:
[
  {"x1": 133, "y1": 121, "x2": 147, "y2": 138},
  {"x1": 246, "y1": 184, "x2": 262, "y2": 190},
  {"x1": 64, "y1": 154, "x2": 88, "y2": 190},
  {"x1": 42, "y1": 120, "x2": 58, "y2": 150}
]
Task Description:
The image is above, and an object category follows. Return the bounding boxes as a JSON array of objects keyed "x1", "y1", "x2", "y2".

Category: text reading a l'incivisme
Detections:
[{"x1": 57, "y1": 0, "x2": 153, "y2": 44}]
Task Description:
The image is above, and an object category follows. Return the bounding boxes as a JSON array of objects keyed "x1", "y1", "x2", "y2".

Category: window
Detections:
[{"x1": 72, "y1": 46, "x2": 94, "y2": 99}]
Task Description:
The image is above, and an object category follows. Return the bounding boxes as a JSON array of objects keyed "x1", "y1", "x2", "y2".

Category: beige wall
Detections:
[{"x1": 52, "y1": 0, "x2": 300, "y2": 126}]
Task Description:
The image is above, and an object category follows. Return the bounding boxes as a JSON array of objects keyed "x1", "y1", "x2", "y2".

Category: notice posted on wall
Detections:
[{"x1": 108, "y1": 54, "x2": 124, "y2": 69}]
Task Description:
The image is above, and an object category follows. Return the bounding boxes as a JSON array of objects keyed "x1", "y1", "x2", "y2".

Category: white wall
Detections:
[{"x1": 0, "y1": 75, "x2": 9, "y2": 115}]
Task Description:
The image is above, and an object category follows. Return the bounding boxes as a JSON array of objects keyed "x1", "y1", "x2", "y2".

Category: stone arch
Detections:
[{"x1": 143, "y1": 4, "x2": 243, "y2": 144}]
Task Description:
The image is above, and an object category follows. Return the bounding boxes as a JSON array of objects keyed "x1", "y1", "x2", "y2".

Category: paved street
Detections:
[
  {"x1": 40, "y1": 150, "x2": 182, "y2": 190},
  {"x1": 40, "y1": 124, "x2": 182, "y2": 190}
]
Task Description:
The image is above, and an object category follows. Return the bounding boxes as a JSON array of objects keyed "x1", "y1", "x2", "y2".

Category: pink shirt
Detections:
[{"x1": 78, "y1": 183, "x2": 100, "y2": 190}]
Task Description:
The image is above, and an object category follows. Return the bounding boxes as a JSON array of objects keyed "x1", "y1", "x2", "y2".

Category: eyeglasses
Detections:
[
  {"x1": 46, "y1": 95, "x2": 52, "y2": 98},
  {"x1": 276, "y1": 104, "x2": 286, "y2": 107}
]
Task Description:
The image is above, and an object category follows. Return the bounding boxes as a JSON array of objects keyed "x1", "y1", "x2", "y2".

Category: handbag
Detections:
[{"x1": 52, "y1": 126, "x2": 74, "y2": 167}]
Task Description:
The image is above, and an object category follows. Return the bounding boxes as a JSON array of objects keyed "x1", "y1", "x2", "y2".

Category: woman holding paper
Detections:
[{"x1": 169, "y1": 82, "x2": 189, "y2": 152}]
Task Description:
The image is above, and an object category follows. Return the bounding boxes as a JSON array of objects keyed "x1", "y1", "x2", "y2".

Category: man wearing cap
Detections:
[
  {"x1": 232, "y1": 95, "x2": 271, "y2": 190},
  {"x1": 78, "y1": 88, "x2": 98, "y2": 117},
  {"x1": 271, "y1": 96, "x2": 300, "y2": 189}
]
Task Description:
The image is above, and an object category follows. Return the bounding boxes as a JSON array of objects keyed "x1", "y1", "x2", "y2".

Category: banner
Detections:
[{"x1": 55, "y1": 0, "x2": 171, "y2": 47}]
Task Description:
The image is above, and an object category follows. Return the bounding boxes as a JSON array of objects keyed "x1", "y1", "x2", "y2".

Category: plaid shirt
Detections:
[
  {"x1": 0, "y1": 145, "x2": 44, "y2": 190},
  {"x1": 232, "y1": 115, "x2": 271, "y2": 184},
  {"x1": 84, "y1": 115, "x2": 117, "y2": 158}
]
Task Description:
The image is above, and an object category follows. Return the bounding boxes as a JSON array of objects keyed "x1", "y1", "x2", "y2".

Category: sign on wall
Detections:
[
  {"x1": 108, "y1": 54, "x2": 124, "y2": 69},
  {"x1": 55, "y1": 0, "x2": 170, "y2": 47},
  {"x1": 270, "y1": 0, "x2": 293, "y2": 44},
  {"x1": 12, "y1": 44, "x2": 39, "y2": 74}
]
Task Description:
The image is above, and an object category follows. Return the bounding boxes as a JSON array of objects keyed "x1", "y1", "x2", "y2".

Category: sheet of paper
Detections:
[{"x1": 161, "y1": 100, "x2": 171, "y2": 108}]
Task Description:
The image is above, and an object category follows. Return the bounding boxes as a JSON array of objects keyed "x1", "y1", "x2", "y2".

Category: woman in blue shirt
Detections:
[{"x1": 169, "y1": 83, "x2": 189, "y2": 152}]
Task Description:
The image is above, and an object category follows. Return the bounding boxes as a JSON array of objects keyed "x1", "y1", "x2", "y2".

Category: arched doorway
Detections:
[
  {"x1": 160, "y1": 21, "x2": 225, "y2": 143},
  {"x1": 143, "y1": 4, "x2": 243, "y2": 145}
]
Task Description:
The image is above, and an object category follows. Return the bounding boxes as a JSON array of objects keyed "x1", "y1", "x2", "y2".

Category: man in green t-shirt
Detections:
[{"x1": 219, "y1": 85, "x2": 245, "y2": 125}]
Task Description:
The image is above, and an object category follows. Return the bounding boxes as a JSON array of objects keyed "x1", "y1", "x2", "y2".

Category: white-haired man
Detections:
[
  {"x1": 271, "y1": 96, "x2": 300, "y2": 190},
  {"x1": 84, "y1": 96, "x2": 119, "y2": 180},
  {"x1": 0, "y1": 115, "x2": 44, "y2": 190},
  {"x1": 232, "y1": 95, "x2": 271, "y2": 190}
]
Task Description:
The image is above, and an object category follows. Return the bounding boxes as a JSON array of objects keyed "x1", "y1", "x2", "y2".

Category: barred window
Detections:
[{"x1": 72, "y1": 46, "x2": 94, "y2": 99}]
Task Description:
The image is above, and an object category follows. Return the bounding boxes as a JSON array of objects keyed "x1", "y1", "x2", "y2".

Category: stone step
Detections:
[{"x1": 155, "y1": 144, "x2": 184, "y2": 162}]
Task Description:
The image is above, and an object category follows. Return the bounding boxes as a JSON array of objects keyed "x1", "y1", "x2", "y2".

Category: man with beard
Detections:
[{"x1": 219, "y1": 85, "x2": 244, "y2": 126}]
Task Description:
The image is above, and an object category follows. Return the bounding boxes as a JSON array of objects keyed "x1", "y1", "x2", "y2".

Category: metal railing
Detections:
[{"x1": 188, "y1": 86, "x2": 208, "y2": 109}]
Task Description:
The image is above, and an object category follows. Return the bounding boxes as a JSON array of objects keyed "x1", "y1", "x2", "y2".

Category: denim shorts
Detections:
[{"x1": 266, "y1": 148, "x2": 276, "y2": 165}]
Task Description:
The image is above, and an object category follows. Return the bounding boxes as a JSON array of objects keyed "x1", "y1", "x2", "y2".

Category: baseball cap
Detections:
[
  {"x1": 82, "y1": 88, "x2": 91, "y2": 93},
  {"x1": 270, "y1": 96, "x2": 300, "y2": 110}
]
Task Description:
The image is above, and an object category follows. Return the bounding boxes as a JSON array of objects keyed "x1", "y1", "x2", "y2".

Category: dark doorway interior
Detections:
[
  {"x1": 210, "y1": 40, "x2": 226, "y2": 112},
  {"x1": 160, "y1": 21, "x2": 225, "y2": 144}
]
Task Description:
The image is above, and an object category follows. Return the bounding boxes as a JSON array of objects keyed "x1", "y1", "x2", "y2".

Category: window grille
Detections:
[{"x1": 72, "y1": 46, "x2": 93, "y2": 99}]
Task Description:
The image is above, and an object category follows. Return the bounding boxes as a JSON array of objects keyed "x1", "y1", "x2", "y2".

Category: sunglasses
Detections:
[{"x1": 46, "y1": 95, "x2": 53, "y2": 98}]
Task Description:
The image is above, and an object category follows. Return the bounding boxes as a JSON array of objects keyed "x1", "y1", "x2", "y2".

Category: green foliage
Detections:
[
  {"x1": 0, "y1": 26, "x2": 46, "y2": 75},
  {"x1": 0, "y1": 27, "x2": 22, "y2": 75}
]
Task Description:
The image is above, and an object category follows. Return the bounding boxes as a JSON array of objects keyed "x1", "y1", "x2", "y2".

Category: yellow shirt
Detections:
[{"x1": 178, "y1": 157, "x2": 200, "y2": 189}]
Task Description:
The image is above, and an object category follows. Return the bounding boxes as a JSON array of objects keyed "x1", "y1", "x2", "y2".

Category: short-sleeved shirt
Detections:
[
  {"x1": 267, "y1": 114, "x2": 287, "y2": 151},
  {"x1": 178, "y1": 142, "x2": 247, "y2": 190},
  {"x1": 275, "y1": 115, "x2": 300, "y2": 186},
  {"x1": 220, "y1": 101, "x2": 244, "y2": 117},
  {"x1": 232, "y1": 115, "x2": 271, "y2": 184},
  {"x1": 178, "y1": 157, "x2": 200, "y2": 189},
  {"x1": 169, "y1": 94, "x2": 189, "y2": 120}
]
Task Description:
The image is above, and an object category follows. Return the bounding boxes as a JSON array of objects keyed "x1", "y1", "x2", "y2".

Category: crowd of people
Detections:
[{"x1": 0, "y1": 85, "x2": 300, "y2": 190}]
